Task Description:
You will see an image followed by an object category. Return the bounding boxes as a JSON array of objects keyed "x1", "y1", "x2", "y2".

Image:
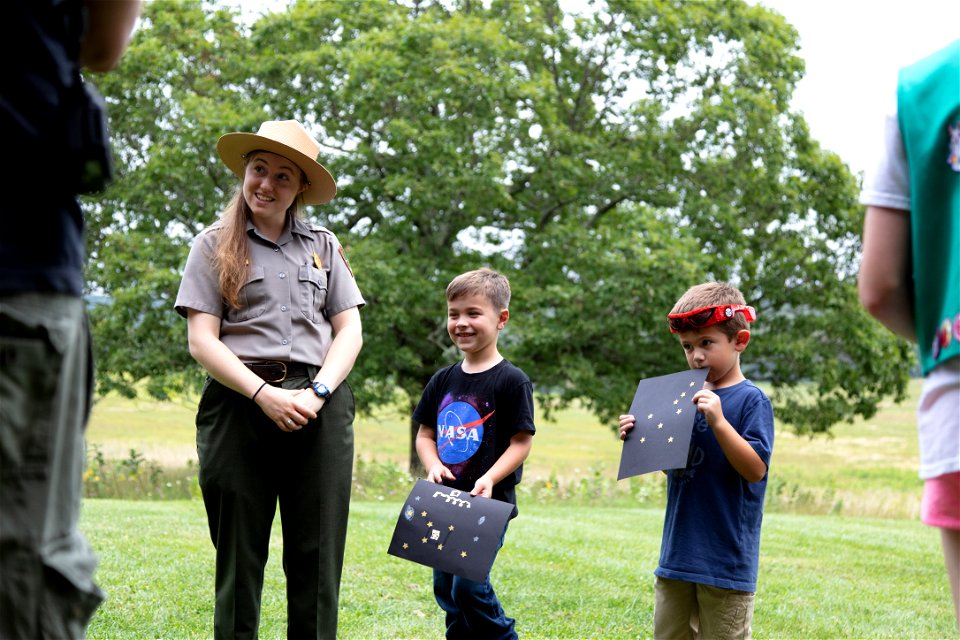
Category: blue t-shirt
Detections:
[
  {"x1": 655, "y1": 380, "x2": 774, "y2": 592},
  {"x1": 412, "y1": 359, "x2": 536, "y2": 509}
]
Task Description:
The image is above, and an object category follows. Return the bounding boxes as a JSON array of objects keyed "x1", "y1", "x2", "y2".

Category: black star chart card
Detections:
[
  {"x1": 388, "y1": 479, "x2": 514, "y2": 582},
  {"x1": 617, "y1": 368, "x2": 710, "y2": 480}
]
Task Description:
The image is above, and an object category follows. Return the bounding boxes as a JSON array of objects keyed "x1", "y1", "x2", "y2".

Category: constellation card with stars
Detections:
[
  {"x1": 387, "y1": 479, "x2": 515, "y2": 581},
  {"x1": 617, "y1": 368, "x2": 709, "y2": 480}
]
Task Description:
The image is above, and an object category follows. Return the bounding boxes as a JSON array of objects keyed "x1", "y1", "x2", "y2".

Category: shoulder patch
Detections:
[
  {"x1": 338, "y1": 245, "x2": 355, "y2": 278},
  {"x1": 948, "y1": 120, "x2": 960, "y2": 172}
]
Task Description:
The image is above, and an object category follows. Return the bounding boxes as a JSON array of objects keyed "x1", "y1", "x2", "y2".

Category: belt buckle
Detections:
[{"x1": 264, "y1": 360, "x2": 287, "y2": 383}]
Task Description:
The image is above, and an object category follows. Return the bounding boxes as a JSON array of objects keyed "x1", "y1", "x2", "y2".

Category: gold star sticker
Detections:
[
  {"x1": 647, "y1": 413, "x2": 654, "y2": 419},
  {"x1": 402, "y1": 543, "x2": 409, "y2": 549},
  {"x1": 640, "y1": 437, "x2": 646, "y2": 443},
  {"x1": 421, "y1": 511, "x2": 427, "y2": 517},
  {"x1": 437, "y1": 544, "x2": 443, "y2": 551},
  {"x1": 460, "y1": 551, "x2": 468, "y2": 558},
  {"x1": 426, "y1": 521, "x2": 433, "y2": 527},
  {"x1": 680, "y1": 392, "x2": 686, "y2": 398},
  {"x1": 658, "y1": 423, "x2": 664, "y2": 429},
  {"x1": 676, "y1": 409, "x2": 682, "y2": 415},
  {"x1": 421, "y1": 537, "x2": 428, "y2": 544},
  {"x1": 689, "y1": 382, "x2": 695, "y2": 387},
  {"x1": 448, "y1": 525, "x2": 455, "y2": 531},
  {"x1": 673, "y1": 399, "x2": 679, "y2": 405},
  {"x1": 668, "y1": 436, "x2": 674, "y2": 443}
]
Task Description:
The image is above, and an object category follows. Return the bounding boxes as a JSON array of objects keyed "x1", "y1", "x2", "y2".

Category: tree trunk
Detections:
[{"x1": 408, "y1": 415, "x2": 425, "y2": 478}]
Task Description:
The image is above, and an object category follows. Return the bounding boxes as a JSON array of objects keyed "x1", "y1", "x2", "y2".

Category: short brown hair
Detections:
[
  {"x1": 446, "y1": 268, "x2": 511, "y2": 311},
  {"x1": 670, "y1": 282, "x2": 749, "y2": 339}
]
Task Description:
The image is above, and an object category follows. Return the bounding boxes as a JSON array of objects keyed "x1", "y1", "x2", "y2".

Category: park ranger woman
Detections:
[{"x1": 175, "y1": 120, "x2": 364, "y2": 639}]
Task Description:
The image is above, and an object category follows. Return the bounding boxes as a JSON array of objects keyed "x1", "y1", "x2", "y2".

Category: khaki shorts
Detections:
[
  {"x1": 0, "y1": 293, "x2": 104, "y2": 638},
  {"x1": 654, "y1": 576, "x2": 755, "y2": 640}
]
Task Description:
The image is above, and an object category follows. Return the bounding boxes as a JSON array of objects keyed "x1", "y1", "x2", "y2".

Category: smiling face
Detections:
[
  {"x1": 676, "y1": 324, "x2": 750, "y2": 389},
  {"x1": 242, "y1": 151, "x2": 306, "y2": 219},
  {"x1": 446, "y1": 292, "x2": 508, "y2": 362}
]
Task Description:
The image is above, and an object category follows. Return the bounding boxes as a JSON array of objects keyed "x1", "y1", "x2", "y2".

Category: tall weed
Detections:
[{"x1": 84, "y1": 445, "x2": 198, "y2": 500}]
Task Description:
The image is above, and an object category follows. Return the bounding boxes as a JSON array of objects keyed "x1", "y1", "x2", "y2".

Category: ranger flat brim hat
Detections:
[{"x1": 216, "y1": 120, "x2": 336, "y2": 205}]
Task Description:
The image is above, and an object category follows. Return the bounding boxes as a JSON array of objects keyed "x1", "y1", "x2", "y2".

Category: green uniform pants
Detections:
[
  {"x1": 0, "y1": 293, "x2": 104, "y2": 639},
  {"x1": 196, "y1": 374, "x2": 354, "y2": 640}
]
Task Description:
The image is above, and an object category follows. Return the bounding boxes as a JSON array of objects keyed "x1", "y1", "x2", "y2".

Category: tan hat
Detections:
[{"x1": 216, "y1": 120, "x2": 336, "y2": 205}]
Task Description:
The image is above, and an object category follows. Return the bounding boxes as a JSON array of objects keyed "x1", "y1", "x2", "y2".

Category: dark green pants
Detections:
[
  {"x1": 196, "y1": 375, "x2": 354, "y2": 640},
  {"x1": 0, "y1": 293, "x2": 104, "y2": 639}
]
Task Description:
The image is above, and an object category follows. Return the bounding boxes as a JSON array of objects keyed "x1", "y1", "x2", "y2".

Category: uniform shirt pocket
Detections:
[
  {"x1": 298, "y1": 264, "x2": 328, "y2": 323},
  {"x1": 226, "y1": 266, "x2": 267, "y2": 322}
]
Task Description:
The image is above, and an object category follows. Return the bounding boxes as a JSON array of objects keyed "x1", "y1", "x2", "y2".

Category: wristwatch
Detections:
[{"x1": 311, "y1": 381, "x2": 331, "y2": 400}]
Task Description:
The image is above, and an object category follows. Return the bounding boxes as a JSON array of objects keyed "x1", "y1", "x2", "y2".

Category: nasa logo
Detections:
[{"x1": 436, "y1": 401, "x2": 492, "y2": 464}]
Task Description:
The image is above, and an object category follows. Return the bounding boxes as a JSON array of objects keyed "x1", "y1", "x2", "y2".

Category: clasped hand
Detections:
[{"x1": 252, "y1": 384, "x2": 322, "y2": 432}]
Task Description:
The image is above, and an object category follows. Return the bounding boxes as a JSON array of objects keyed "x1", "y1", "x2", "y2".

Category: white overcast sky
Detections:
[
  {"x1": 231, "y1": 0, "x2": 959, "y2": 175},
  {"x1": 754, "y1": 0, "x2": 959, "y2": 175}
]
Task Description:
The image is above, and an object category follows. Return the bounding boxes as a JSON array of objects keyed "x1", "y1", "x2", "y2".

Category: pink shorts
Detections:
[{"x1": 921, "y1": 471, "x2": 960, "y2": 529}]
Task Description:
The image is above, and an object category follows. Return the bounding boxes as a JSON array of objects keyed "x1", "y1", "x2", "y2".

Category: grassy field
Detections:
[
  {"x1": 82, "y1": 499, "x2": 954, "y2": 639},
  {"x1": 87, "y1": 379, "x2": 927, "y2": 518},
  {"x1": 79, "y1": 379, "x2": 959, "y2": 637}
]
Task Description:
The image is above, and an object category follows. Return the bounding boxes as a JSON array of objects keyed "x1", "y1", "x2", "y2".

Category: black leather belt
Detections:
[{"x1": 244, "y1": 360, "x2": 312, "y2": 383}]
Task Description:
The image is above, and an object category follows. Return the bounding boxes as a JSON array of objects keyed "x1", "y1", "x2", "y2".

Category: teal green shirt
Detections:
[{"x1": 897, "y1": 39, "x2": 960, "y2": 374}]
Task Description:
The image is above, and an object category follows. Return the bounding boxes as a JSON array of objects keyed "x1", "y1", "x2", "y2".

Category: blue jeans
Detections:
[{"x1": 432, "y1": 532, "x2": 516, "y2": 640}]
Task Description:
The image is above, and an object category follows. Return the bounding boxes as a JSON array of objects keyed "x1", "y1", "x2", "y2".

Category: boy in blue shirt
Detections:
[
  {"x1": 619, "y1": 282, "x2": 774, "y2": 639},
  {"x1": 414, "y1": 267, "x2": 536, "y2": 640}
]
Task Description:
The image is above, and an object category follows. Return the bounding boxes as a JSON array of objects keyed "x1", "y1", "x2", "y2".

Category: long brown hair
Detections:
[{"x1": 213, "y1": 153, "x2": 306, "y2": 308}]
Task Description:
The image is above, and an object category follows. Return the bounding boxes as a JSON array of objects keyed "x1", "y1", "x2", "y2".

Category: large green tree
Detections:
[{"x1": 87, "y1": 0, "x2": 911, "y2": 470}]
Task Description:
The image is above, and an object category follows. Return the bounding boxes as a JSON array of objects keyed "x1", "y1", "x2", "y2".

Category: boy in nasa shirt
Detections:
[{"x1": 414, "y1": 268, "x2": 536, "y2": 640}]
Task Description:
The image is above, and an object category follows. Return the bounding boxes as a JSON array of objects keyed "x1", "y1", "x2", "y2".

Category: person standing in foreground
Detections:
[
  {"x1": 174, "y1": 120, "x2": 364, "y2": 639},
  {"x1": 619, "y1": 282, "x2": 774, "y2": 640},
  {"x1": 0, "y1": 1, "x2": 141, "y2": 637},
  {"x1": 414, "y1": 268, "x2": 535, "y2": 640},
  {"x1": 858, "y1": 39, "x2": 960, "y2": 628}
]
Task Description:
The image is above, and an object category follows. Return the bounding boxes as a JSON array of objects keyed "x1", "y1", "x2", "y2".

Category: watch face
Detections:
[{"x1": 312, "y1": 382, "x2": 331, "y2": 398}]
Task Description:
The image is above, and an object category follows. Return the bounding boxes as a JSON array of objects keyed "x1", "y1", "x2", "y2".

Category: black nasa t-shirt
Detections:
[{"x1": 413, "y1": 359, "x2": 536, "y2": 508}]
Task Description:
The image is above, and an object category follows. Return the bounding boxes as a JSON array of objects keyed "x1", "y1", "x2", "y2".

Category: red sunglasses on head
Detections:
[{"x1": 667, "y1": 304, "x2": 756, "y2": 333}]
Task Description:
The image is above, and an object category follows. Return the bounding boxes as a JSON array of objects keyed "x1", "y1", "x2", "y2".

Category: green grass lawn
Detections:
[
  {"x1": 87, "y1": 379, "x2": 927, "y2": 518},
  {"x1": 80, "y1": 379, "x2": 956, "y2": 637},
  {"x1": 82, "y1": 499, "x2": 955, "y2": 639}
]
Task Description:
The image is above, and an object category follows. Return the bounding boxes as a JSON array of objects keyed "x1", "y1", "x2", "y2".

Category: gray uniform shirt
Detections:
[{"x1": 175, "y1": 216, "x2": 364, "y2": 365}]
